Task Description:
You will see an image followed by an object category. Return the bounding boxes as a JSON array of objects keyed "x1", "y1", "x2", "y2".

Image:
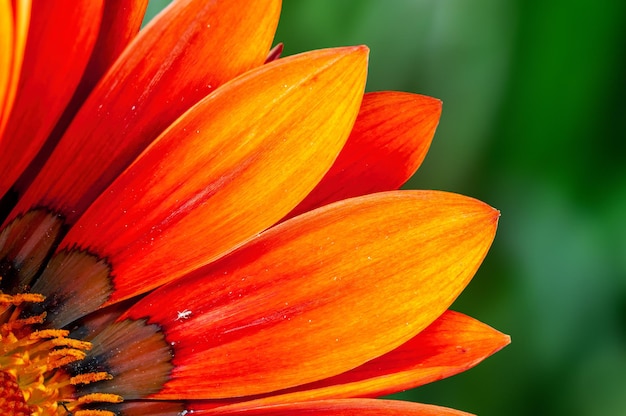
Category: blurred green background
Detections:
[{"x1": 146, "y1": 1, "x2": 626, "y2": 415}]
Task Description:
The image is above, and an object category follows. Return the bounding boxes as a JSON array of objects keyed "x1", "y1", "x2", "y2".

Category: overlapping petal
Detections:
[
  {"x1": 0, "y1": 1, "x2": 14, "y2": 130},
  {"x1": 0, "y1": 0, "x2": 30, "y2": 138},
  {"x1": 0, "y1": 3, "x2": 508, "y2": 415},
  {"x1": 33, "y1": 46, "x2": 367, "y2": 327},
  {"x1": 288, "y1": 91, "x2": 441, "y2": 218},
  {"x1": 201, "y1": 399, "x2": 473, "y2": 416},
  {"x1": 8, "y1": 0, "x2": 281, "y2": 224},
  {"x1": 31, "y1": 0, "x2": 150, "y2": 168},
  {"x1": 75, "y1": 399, "x2": 472, "y2": 416},
  {"x1": 208, "y1": 310, "x2": 509, "y2": 411},
  {"x1": 120, "y1": 190, "x2": 498, "y2": 399},
  {"x1": 74, "y1": 0, "x2": 149, "y2": 101},
  {"x1": 0, "y1": 0, "x2": 103, "y2": 198}
]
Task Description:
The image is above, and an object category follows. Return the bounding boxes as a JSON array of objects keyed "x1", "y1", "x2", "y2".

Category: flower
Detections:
[{"x1": 0, "y1": 1, "x2": 509, "y2": 415}]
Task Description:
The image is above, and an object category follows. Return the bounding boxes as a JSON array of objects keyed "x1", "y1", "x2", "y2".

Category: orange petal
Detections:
[
  {"x1": 0, "y1": 0, "x2": 30, "y2": 140},
  {"x1": 10, "y1": 0, "x2": 281, "y2": 224},
  {"x1": 121, "y1": 190, "x2": 498, "y2": 399},
  {"x1": 0, "y1": 0, "x2": 102, "y2": 198},
  {"x1": 40, "y1": 46, "x2": 367, "y2": 324},
  {"x1": 195, "y1": 399, "x2": 472, "y2": 416},
  {"x1": 0, "y1": 0, "x2": 15, "y2": 131},
  {"x1": 209, "y1": 311, "x2": 509, "y2": 410},
  {"x1": 287, "y1": 91, "x2": 441, "y2": 218}
]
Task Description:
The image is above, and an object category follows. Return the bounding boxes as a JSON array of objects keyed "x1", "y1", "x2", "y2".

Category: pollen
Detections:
[{"x1": 0, "y1": 288, "x2": 119, "y2": 416}]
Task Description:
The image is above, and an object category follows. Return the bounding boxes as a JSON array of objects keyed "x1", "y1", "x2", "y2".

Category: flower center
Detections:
[{"x1": 0, "y1": 290, "x2": 122, "y2": 416}]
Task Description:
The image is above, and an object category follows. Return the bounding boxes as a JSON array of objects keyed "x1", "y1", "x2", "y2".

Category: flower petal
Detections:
[
  {"x1": 0, "y1": 0, "x2": 103, "y2": 199},
  {"x1": 0, "y1": 209, "x2": 63, "y2": 289},
  {"x1": 0, "y1": 0, "x2": 30, "y2": 140},
  {"x1": 287, "y1": 91, "x2": 441, "y2": 218},
  {"x1": 35, "y1": 46, "x2": 368, "y2": 327},
  {"x1": 73, "y1": 0, "x2": 149, "y2": 102},
  {"x1": 122, "y1": 190, "x2": 498, "y2": 399},
  {"x1": 28, "y1": 0, "x2": 150, "y2": 169},
  {"x1": 9, "y1": 0, "x2": 281, "y2": 224},
  {"x1": 207, "y1": 311, "x2": 510, "y2": 410},
  {"x1": 195, "y1": 399, "x2": 473, "y2": 416},
  {"x1": 0, "y1": 1, "x2": 15, "y2": 131},
  {"x1": 95, "y1": 402, "x2": 186, "y2": 416},
  {"x1": 68, "y1": 319, "x2": 173, "y2": 400}
]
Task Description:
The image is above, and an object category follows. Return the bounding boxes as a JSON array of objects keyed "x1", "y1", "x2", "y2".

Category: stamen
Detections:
[
  {"x1": 70, "y1": 372, "x2": 113, "y2": 385},
  {"x1": 1, "y1": 288, "x2": 125, "y2": 414},
  {"x1": 1, "y1": 312, "x2": 46, "y2": 331},
  {"x1": 76, "y1": 393, "x2": 123, "y2": 404},
  {"x1": 74, "y1": 410, "x2": 117, "y2": 416},
  {"x1": 50, "y1": 337, "x2": 93, "y2": 350},
  {"x1": 31, "y1": 329, "x2": 70, "y2": 339},
  {"x1": 48, "y1": 348, "x2": 87, "y2": 368},
  {"x1": 0, "y1": 293, "x2": 46, "y2": 304}
]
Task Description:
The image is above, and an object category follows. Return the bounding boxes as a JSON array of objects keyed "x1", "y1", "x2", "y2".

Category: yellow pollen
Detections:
[
  {"x1": 74, "y1": 410, "x2": 116, "y2": 416},
  {"x1": 48, "y1": 348, "x2": 87, "y2": 368},
  {"x1": 50, "y1": 337, "x2": 93, "y2": 351},
  {"x1": 1, "y1": 312, "x2": 46, "y2": 332},
  {"x1": 70, "y1": 372, "x2": 113, "y2": 385},
  {"x1": 1, "y1": 289, "x2": 124, "y2": 415},
  {"x1": 0, "y1": 293, "x2": 46, "y2": 304},
  {"x1": 31, "y1": 329, "x2": 71, "y2": 339},
  {"x1": 76, "y1": 393, "x2": 123, "y2": 404}
]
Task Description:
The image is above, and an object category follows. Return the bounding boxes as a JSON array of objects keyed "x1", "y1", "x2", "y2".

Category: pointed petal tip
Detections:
[
  {"x1": 492, "y1": 207, "x2": 502, "y2": 225},
  {"x1": 330, "y1": 45, "x2": 369, "y2": 60},
  {"x1": 471, "y1": 197, "x2": 500, "y2": 226},
  {"x1": 489, "y1": 330, "x2": 511, "y2": 358},
  {"x1": 351, "y1": 45, "x2": 369, "y2": 61},
  {"x1": 485, "y1": 322, "x2": 511, "y2": 354},
  {"x1": 430, "y1": 96, "x2": 443, "y2": 115},
  {"x1": 417, "y1": 93, "x2": 443, "y2": 110},
  {"x1": 352, "y1": 44, "x2": 370, "y2": 53},
  {"x1": 451, "y1": 192, "x2": 500, "y2": 227},
  {"x1": 502, "y1": 332, "x2": 512, "y2": 347}
]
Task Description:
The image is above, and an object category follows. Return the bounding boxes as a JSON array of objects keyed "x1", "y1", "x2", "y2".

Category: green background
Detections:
[{"x1": 146, "y1": 1, "x2": 626, "y2": 415}]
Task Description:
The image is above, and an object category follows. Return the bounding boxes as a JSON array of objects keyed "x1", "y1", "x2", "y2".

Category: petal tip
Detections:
[{"x1": 341, "y1": 44, "x2": 370, "y2": 60}]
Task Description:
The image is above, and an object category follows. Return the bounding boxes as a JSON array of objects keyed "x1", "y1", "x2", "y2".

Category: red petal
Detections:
[
  {"x1": 265, "y1": 43, "x2": 284, "y2": 63},
  {"x1": 9, "y1": 0, "x2": 150, "y2": 198},
  {"x1": 122, "y1": 190, "x2": 498, "y2": 399},
  {"x1": 0, "y1": 0, "x2": 103, "y2": 198},
  {"x1": 208, "y1": 311, "x2": 509, "y2": 410},
  {"x1": 10, "y1": 0, "x2": 281, "y2": 224},
  {"x1": 99, "y1": 402, "x2": 185, "y2": 416},
  {"x1": 193, "y1": 399, "x2": 473, "y2": 416},
  {"x1": 287, "y1": 91, "x2": 441, "y2": 218},
  {"x1": 36, "y1": 0, "x2": 150, "y2": 160},
  {"x1": 74, "y1": 0, "x2": 149, "y2": 101},
  {"x1": 39, "y1": 46, "x2": 367, "y2": 323}
]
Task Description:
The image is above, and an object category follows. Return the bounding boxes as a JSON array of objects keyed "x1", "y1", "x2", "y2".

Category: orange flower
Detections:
[{"x1": 0, "y1": 1, "x2": 509, "y2": 415}]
